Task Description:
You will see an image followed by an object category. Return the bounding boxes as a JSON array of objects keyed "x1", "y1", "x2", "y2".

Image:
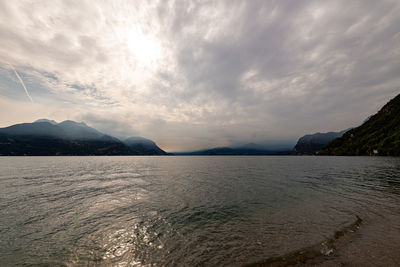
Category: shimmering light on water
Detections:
[{"x1": 0, "y1": 156, "x2": 400, "y2": 266}]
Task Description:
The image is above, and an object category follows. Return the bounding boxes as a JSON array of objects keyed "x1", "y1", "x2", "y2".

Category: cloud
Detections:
[{"x1": 0, "y1": 0, "x2": 399, "y2": 150}]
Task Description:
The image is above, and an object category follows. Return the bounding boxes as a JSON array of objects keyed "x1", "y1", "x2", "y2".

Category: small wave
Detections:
[{"x1": 247, "y1": 216, "x2": 362, "y2": 266}]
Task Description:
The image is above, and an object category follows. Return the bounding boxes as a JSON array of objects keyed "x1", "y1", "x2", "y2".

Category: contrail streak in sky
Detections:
[{"x1": 7, "y1": 62, "x2": 34, "y2": 103}]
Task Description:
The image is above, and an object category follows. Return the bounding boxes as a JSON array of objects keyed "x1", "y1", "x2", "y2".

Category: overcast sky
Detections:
[{"x1": 0, "y1": 0, "x2": 399, "y2": 151}]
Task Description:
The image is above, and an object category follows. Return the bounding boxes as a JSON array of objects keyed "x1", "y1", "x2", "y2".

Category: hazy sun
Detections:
[{"x1": 125, "y1": 29, "x2": 162, "y2": 68}]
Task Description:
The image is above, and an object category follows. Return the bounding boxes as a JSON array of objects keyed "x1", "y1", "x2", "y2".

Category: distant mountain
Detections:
[
  {"x1": 0, "y1": 119, "x2": 168, "y2": 156},
  {"x1": 235, "y1": 142, "x2": 294, "y2": 151},
  {"x1": 0, "y1": 121, "x2": 65, "y2": 137},
  {"x1": 123, "y1": 137, "x2": 167, "y2": 155},
  {"x1": 57, "y1": 120, "x2": 114, "y2": 140},
  {"x1": 320, "y1": 93, "x2": 400, "y2": 156},
  {"x1": 175, "y1": 145, "x2": 291, "y2": 155},
  {"x1": 0, "y1": 120, "x2": 117, "y2": 141},
  {"x1": 293, "y1": 130, "x2": 348, "y2": 155}
]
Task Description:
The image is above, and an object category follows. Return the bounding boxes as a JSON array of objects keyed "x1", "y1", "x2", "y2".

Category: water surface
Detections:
[{"x1": 1, "y1": 156, "x2": 400, "y2": 266}]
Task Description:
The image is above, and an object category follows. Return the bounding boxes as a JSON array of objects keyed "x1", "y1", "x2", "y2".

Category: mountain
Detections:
[
  {"x1": 0, "y1": 119, "x2": 110, "y2": 140},
  {"x1": 123, "y1": 137, "x2": 167, "y2": 155},
  {"x1": 0, "y1": 121, "x2": 65, "y2": 137},
  {"x1": 0, "y1": 135, "x2": 133, "y2": 156},
  {"x1": 56, "y1": 120, "x2": 114, "y2": 140},
  {"x1": 320, "y1": 93, "x2": 400, "y2": 156},
  {"x1": 175, "y1": 145, "x2": 291, "y2": 155},
  {"x1": 0, "y1": 119, "x2": 167, "y2": 156},
  {"x1": 293, "y1": 130, "x2": 348, "y2": 155}
]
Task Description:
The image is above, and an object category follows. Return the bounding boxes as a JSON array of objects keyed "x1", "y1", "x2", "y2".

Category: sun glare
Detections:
[{"x1": 125, "y1": 30, "x2": 162, "y2": 68}]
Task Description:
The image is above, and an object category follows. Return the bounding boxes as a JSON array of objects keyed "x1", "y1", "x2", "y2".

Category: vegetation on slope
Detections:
[{"x1": 321, "y1": 93, "x2": 400, "y2": 156}]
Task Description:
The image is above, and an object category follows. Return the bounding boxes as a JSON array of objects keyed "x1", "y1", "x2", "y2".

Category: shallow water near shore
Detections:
[{"x1": 1, "y1": 156, "x2": 400, "y2": 266}]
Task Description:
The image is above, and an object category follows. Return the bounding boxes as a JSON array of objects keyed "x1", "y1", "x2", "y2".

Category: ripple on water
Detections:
[{"x1": 0, "y1": 156, "x2": 400, "y2": 266}]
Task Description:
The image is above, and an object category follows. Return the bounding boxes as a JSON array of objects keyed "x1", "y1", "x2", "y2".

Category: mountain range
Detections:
[
  {"x1": 1, "y1": 93, "x2": 399, "y2": 156},
  {"x1": 0, "y1": 119, "x2": 166, "y2": 156}
]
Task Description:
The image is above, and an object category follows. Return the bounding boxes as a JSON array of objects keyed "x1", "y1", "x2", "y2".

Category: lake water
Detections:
[{"x1": 1, "y1": 156, "x2": 400, "y2": 266}]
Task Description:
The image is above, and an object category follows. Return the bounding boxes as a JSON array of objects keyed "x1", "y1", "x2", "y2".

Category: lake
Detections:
[{"x1": 1, "y1": 156, "x2": 400, "y2": 266}]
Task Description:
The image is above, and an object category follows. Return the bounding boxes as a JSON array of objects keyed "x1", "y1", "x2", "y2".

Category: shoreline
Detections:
[{"x1": 247, "y1": 216, "x2": 362, "y2": 267}]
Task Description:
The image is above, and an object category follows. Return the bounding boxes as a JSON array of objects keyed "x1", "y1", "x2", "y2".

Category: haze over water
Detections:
[{"x1": 1, "y1": 156, "x2": 400, "y2": 266}]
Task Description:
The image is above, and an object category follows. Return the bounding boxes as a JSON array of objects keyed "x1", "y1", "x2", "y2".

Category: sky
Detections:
[{"x1": 0, "y1": 0, "x2": 399, "y2": 151}]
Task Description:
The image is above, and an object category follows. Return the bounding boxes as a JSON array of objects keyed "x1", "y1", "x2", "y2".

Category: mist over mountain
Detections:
[
  {"x1": 123, "y1": 137, "x2": 167, "y2": 155},
  {"x1": 35, "y1": 119, "x2": 57, "y2": 125},
  {"x1": 57, "y1": 120, "x2": 115, "y2": 140},
  {"x1": 233, "y1": 142, "x2": 295, "y2": 151},
  {"x1": 174, "y1": 144, "x2": 292, "y2": 156}
]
